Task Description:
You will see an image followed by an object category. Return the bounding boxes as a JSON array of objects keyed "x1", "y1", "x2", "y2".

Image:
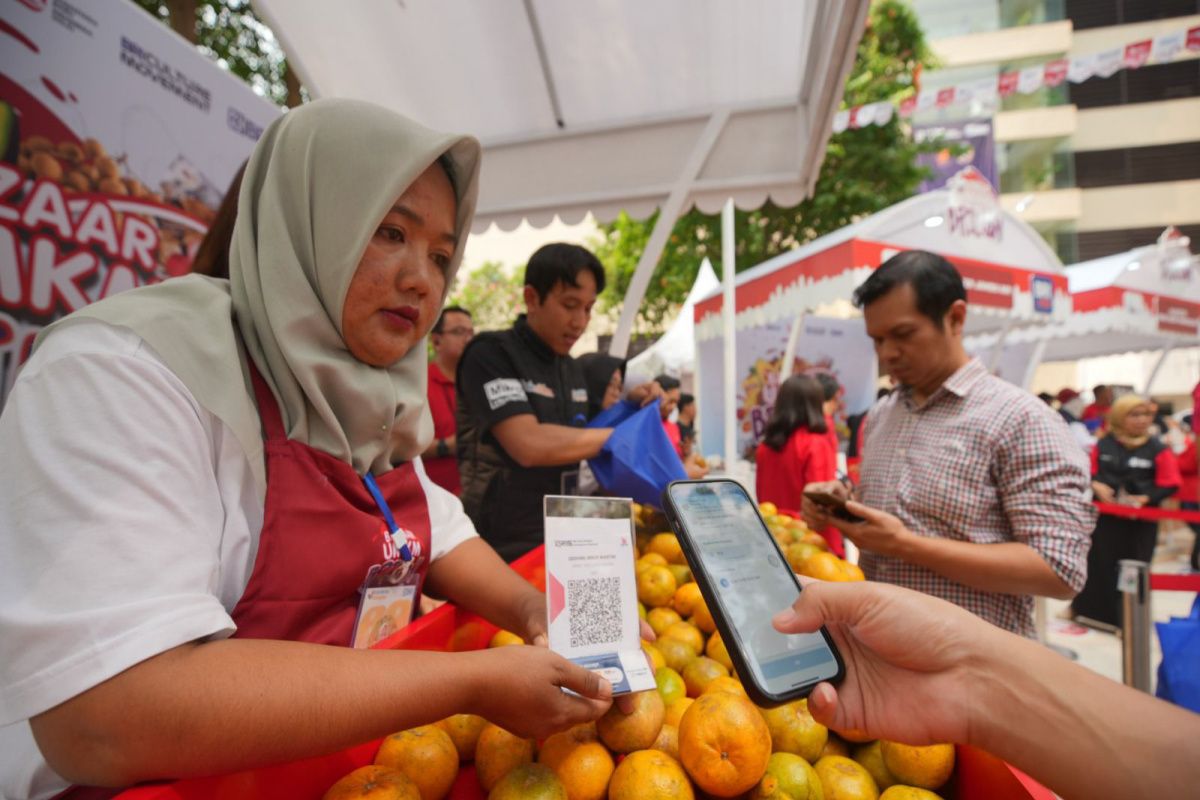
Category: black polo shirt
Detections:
[{"x1": 455, "y1": 315, "x2": 589, "y2": 561}]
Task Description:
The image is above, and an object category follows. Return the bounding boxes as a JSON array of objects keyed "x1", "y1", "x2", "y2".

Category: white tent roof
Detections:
[
  {"x1": 693, "y1": 187, "x2": 1071, "y2": 341},
  {"x1": 626, "y1": 258, "x2": 720, "y2": 383},
  {"x1": 967, "y1": 237, "x2": 1200, "y2": 362},
  {"x1": 254, "y1": 0, "x2": 868, "y2": 233}
]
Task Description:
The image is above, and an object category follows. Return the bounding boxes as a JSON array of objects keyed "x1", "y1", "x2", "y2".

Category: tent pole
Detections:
[
  {"x1": 781, "y1": 312, "x2": 807, "y2": 381},
  {"x1": 722, "y1": 199, "x2": 737, "y2": 471},
  {"x1": 1021, "y1": 340, "x2": 1047, "y2": 391},
  {"x1": 610, "y1": 110, "x2": 730, "y2": 357},
  {"x1": 1143, "y1": 344, "x2": 1173, "y2": 395},
  {"x1": 986, "y1": 318, "x2": 1015, "y2": 373}
]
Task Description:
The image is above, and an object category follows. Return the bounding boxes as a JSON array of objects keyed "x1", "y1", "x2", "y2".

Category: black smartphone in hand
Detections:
[
  {"x1": 803, "y1": 488, "x2": 865, "y2": 523},
  {"x1": 661, "y1": 479, "x2": 844, "y2": 707}
]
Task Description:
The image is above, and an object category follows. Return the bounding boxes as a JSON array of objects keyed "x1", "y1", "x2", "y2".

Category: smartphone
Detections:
[
  {"x1": 661, "y1": 479, "x2": 844, "y2": 707},
  {"x1": 802, "y1": 489, "x2": 864, "y2": 523}
]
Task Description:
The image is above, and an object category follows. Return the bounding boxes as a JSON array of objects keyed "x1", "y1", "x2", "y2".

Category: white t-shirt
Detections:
[{"x1": 0, "y1": 321, "x2": 478, "y2": 800}]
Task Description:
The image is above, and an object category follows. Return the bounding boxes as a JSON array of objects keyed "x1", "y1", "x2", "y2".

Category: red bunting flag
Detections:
[
  {"x1": 997, "y1": 71, "x2": 1019, "y2": 97},
  {"x1": 935, "y1": 87, "x2": 956, "y2": 107},
  {"x1": 1043, "y1": 58, "x2": 1069, "y2": 87},
  {"x1": 1123, "y1": 39, "x2": 1153, "y2": 68},
  {"x1": 899, "y1": 96, "x2": 917, "y2": 117},
  {"x1": 1187, "y1": 25, "x2": 1200, "y2": 51}
]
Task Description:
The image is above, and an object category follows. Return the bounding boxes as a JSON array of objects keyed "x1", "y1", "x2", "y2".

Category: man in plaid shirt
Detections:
[{"x1": 802, "y1": 251, "x2": 1095, "y2": 637}]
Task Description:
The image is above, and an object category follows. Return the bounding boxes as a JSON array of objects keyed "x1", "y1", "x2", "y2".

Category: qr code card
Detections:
[{"x1": 544, "y1": 496, "x2": 655, "y2": 695}]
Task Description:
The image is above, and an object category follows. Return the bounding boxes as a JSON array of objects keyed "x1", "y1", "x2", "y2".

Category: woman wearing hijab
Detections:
[
  {"x1": 0, "y1": 100, "x2": 613, "y2": 798},
  {"x1": 1071, "y1": 394, "x2": 1181, "y2": 628},
  {"x1": 578, "y1": 352, "x2": 626, "y2": 420}
]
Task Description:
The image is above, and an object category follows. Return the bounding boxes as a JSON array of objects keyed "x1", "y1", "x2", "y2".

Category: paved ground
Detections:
[{"x1": 1041, "y1": 522, "x2": 1197, "y2": 690}]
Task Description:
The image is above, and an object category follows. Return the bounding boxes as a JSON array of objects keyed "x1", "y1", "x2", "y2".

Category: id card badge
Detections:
[{"x1": 351, "y1": 548, "x2": 422, "y2": 650}]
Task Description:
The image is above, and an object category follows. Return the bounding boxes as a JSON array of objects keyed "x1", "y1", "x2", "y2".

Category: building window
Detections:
[
  {"x1": 1075, "y1": 141, "x2": 1200, "y2": 188},
  {"x1": 1076, "y1": 224, "x2": 1200, "y2": 261},
  {"x1": 1069, "y1": 60, "x2": 1200, "y2": 109},
  {"x1": 1066, "y1": 0, "x2": 1200, "y2": 31}
]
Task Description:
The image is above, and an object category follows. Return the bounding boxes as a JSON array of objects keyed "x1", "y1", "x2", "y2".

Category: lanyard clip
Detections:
[{"x1": 362, "y1": 472, "x2": 413, "y2": 562}]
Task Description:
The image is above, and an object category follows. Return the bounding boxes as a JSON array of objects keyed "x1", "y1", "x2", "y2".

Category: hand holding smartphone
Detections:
[
  {"x1": 661, "y1": 479, "x2": 844, "y2": 707},
  {"x1": 802, "y1": 488, "x2": 865, "y2": 523}
]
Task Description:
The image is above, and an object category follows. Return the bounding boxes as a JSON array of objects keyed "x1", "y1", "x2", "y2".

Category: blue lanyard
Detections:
[{"x1": 362, "y1": 473, "x2": 412, "y2": 562}]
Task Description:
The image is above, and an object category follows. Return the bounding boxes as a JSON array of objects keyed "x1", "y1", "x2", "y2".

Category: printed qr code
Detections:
[{"x1": 567, "y1": 576, "x2": 622, "y2": 649}]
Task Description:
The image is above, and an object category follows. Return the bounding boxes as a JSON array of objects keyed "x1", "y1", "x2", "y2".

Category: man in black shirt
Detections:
[{"x1": 456, "y1": 244, "x2": 615, "y2": 561}]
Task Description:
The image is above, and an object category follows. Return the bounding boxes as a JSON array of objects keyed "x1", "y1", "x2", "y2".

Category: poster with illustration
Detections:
[
  {"x1": 0, "y1": 0, "x2": 279, "y2": 405},
  {"x1": 696, "y1": 316, "x2": 877, "y2": 460}
]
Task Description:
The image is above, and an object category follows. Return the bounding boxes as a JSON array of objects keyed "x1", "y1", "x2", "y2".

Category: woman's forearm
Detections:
[
  {"x1": 425, "y1": 538, "x2": 546, "y2": 640},
  {"x1": 31, "y1": 640, "x2": 483, "y2": 787}
]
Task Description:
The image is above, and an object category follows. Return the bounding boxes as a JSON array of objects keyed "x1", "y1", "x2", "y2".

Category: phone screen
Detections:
[{"x1": 667, "y1": 481, "x2": 841, "y2": 697}]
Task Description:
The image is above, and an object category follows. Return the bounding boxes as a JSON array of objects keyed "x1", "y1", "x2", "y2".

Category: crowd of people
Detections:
[{"x1": 1, "y1": 99, "x2": 1198, "y2": 799}]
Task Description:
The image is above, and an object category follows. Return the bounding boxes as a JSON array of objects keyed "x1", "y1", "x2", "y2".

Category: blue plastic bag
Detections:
[
  {"x1": 1155, "y1": 595, "x2": 1200, "y2": 713},
  {"x1": 587, "y1": 399, "x2": 686, "y2": 508}
]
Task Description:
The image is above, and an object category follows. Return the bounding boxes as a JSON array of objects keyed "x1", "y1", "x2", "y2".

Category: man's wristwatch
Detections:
[{"x1": 436, "y1": 438, "x2": 450, "y2": 458}]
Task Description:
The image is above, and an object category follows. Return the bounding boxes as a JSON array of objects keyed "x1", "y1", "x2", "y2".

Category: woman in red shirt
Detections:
[{"x1": 755, "y1": 374, "x2": 841, "y2": 554}]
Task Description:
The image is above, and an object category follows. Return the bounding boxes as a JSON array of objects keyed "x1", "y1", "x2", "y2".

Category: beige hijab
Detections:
[{"x1": 36, "y1": 99, "x2": 481, "y2": 497}]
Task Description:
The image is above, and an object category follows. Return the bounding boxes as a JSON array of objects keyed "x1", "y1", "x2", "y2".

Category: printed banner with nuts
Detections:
[{"x1": 0, "y1": 0, "x2": 280, "y2": 407}]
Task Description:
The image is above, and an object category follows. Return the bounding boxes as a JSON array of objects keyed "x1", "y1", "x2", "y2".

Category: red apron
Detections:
[{"x1": 57, "y1": 363, "x2": 432, "y2": 799}]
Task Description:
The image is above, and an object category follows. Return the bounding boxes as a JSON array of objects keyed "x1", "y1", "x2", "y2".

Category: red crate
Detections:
[{"x1": 115, "y1": 548, "x2": 1052, "y2": 800}]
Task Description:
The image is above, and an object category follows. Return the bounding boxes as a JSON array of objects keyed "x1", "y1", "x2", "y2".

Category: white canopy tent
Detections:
[
  {"x1": 254, "y1": 0, "x2": 869, "y2": 356},
  {"x1": 967, "y1": 229, "x2": 1200, "y2": 392}
]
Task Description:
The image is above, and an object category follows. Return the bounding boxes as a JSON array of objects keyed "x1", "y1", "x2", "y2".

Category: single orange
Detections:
[
  {"x1": 657, "y1": 635, "x2": 700, "y2": 673},
  {"x1": 879, "y1": 742, "x2": 954, "y2": 790},
  {"x1": 832, "y1": 727, "x2": 875, "y2": 744},
  {"x1": 853, "y1": 741, "x2": 896, "y2": 791},
  {"x1": 821, "y1": 734, "x2": 851, "y2": 759},
  {"x1": 799, "y1": 531, "x2": 831, "y2": 550},
  {"x1": 638, "y1": 552, "x2": 670, "y2": 569},
  {"x1": 648, "y1": 606, "x2": 684, "y2": 637},
  {"x1": 643, "y1": 640, "x2": 667, "y2": 671},
  {"x1": 660, "y1": 621, "x2": 704, "y2": 655},
  {"x1": 798, "y1": 551, "x2": 847, "y2": 582},
  {"x1": 681, "y1": 656, "x2": 730, "y2": 698},
  {"x1": 608, "y1": 749, "x2": 694, "y2": 800},
  {"x1": 646, "y1": 532, "x2": 686, "y2": 564},
  {"x1": 323, "y1": 765, "x2": 419, "y2": 800},
  {"x1": 656, "y1": 666, "x2": 687, "y2": 707},
  {"x1": 638, "y1": 565, "x2": 678, "y2": 608},
  {"x1": 786, "y1": 542, "x2": 822, "y2": 574},
  {"x1": 678, "y1": 690, "x2": 772, "y2": 797},
  {"x1": 667, "y1": 564, "x2": 693, "y2": 586},
  {"x1": 596, "y1": 688, "x2": 665, "y2": 753},
  {"x1": 758, "y1": 501, "x2": 778, "y2": 517},
  {"x1": 489, "y1": 629, "x2": 525, "y2": 647},
  {"x1": 705, "y1": 631, "x2": 734, "y2": 672},
  {"x1": 374, "y1": 725, "x2": 459, "y2": 800},
  {"x1": 764, "y1": 752, "x2": 823, "y2": 800},
  {"x1": 652, "y1": 722, "x2": 680, "y2": 761},
  {"x1": 813, "y1": 755, "x2": 880, "y2": 800},
  {"x1": 702, "y1": 676, "x2": 746, "y2": 697},
  {"x1": 475, "y1": 724, "x2": 536, "y2": 792},
  {"x1": 664, "y1": 697, "x2": 694, "y2": 727},
  {"x1": 435, "y1": 713, "x2": 488, "y2": 761},
  {"x1": 487, "y1": 763, "x2": 567, "y2": 800},
  {"x1": 760, "y1": 699, "x2": 828, "y2": 763},
  {"x1": 673, "y1": 582, "x2": 705, "y2": 617},
  {"x1": 690, "y1": 600, "x2": 717, "y2": 634},
  {"x1": 878, "y1": 787, "x2": 945, "y2": 800},
  {"x1": 537, "y1": 724, "x2": 612, "y2": 800}
]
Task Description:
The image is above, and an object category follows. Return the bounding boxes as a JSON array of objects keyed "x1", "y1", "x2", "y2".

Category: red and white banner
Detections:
[
  {"x1": 0, "y1": 0, "x2": 280, "y2": 406},
  {"x1": 844, "y1": 25, "x2": 1200, "y2": 129}
]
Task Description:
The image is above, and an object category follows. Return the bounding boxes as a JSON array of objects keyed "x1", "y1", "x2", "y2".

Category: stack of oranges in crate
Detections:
[{"x1": 324, "y1": 503, "x2": 953, "y2": 800}]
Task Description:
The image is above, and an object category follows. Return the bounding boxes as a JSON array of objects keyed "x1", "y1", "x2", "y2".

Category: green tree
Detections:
[
  {"x1": 593, "y1": 0, "x2": 940, "y2": 335},
  {"x1": 446, "y1": 261, "x2": 525, "y2": 333},
  {"x1": 132, "y1": 0, "x2": 301, "y2": 107}
]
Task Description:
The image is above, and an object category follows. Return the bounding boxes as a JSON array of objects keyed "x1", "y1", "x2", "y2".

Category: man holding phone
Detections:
[{"x1": 801, "y1": 251, "x2": 1095, "y2": 637}]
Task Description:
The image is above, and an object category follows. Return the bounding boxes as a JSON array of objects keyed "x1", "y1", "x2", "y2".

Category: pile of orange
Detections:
[{"x1": 324, "y1": 505, "x2": 954, "y2": 800}]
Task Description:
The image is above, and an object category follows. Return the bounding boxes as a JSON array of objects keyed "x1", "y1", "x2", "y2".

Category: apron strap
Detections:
[{"x1": 246, "y1": 359, "x2": 288, "y2": 443}]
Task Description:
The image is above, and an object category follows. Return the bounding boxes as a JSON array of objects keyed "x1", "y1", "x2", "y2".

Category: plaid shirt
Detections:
[{"x1": 859, "y1": 358, "x2": 1095, "y2": 637}]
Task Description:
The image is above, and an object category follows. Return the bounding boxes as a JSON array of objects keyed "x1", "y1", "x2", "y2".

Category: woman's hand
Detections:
[
  {"x1": 514, "y1": 591, "x2": 549, "y2": 647},
  {"x1": 772, "y1": 580, "x2": 994, "y2": 746},
  {"x1": 465, "y1": 647, "x2": 612, "y2": 739},
  {"x1": 627, "y1": 381, "x2": 665, "y2": 408},
  {"x1": 1091, "y1": 481, "x2": 1115, "y2": 504}
]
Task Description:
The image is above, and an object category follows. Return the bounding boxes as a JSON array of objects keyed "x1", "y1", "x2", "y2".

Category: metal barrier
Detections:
[{"x1": 1117, "y1": 561, "x2": 1200, "y2": 693}]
